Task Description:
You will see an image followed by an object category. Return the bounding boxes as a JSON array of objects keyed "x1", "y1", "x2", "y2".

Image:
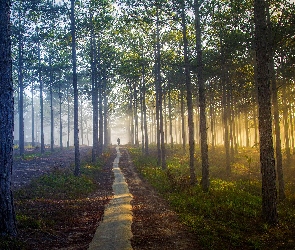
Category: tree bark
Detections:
[
  {"x1": 195, "y1": 0, "x2": 209, "y2": 191},
  {"x1": 0, "y1": 0, "x2": 18, "y2": 236},
  {"x1": 220, "y1": 35, "x2": 231, "y2": 176},
  {"x1": 180, "y1": 88, "x2": 186, "y2": 151},
  {"x1": 142, "y1": 63, "x2": 149, "y2": 155},
  {"x1": 18, "y1": 5, "x2": 24, "y2": 156},
  {"x1": 71, "y1": 0, "x2": 80, "y2": 176},
  {"x1": 103, "y1": 71, "x2": 109, "y2": 148},
  {"x1": 155, "y1": 2, "x2": 166, "y2": 169},
  {"x1": 31, "y1": 81, "x2": 35, "y2": 147},
  {"x1": 37, "y1": 29, "x2": 45, "y2": 154},
  {"x1": 133, "y1": 82, "x2": 139, "y2": 146},
  {"x1": 98, "y1": 48, "x2": 103, "y2": 155},
  {"x1": 254, "y1": 0, "x2": 278, "y2": 225},
  {"x1": 282, "y1": 85, "x2": 290, "y2": 164},
  {"x1": 49, "y1": 55, "x2": 54, "y2": 152},
  {"x1": 67, "y1": 82, "x2": 70, "y2": 148},
  {"x1": 90, "y1": 12, "x2": 99, "y2": 161},
  {"x1": 270, "y1": 56, "x2": 285, "y2": 200},
  {"x1": 168, "y1": 81, "x2": 173, "y2": 148},
  {"x1": 58, "y1": 81, "x2": 63, "y2": 149},
  {"x1": 181, "y1": 0, "x2": 195, "y2": 184}
]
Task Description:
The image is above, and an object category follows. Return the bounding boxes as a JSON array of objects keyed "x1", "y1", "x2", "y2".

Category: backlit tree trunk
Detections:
[
  {"x1": 254, "y1": 0, "x2": 278, "y2": 225},
  {"x1": 195, "y1": 0, "x2": 209, "y2": 191},
  {"x1": 181, "y1": 0, "x2": 195, "y2": 184}
]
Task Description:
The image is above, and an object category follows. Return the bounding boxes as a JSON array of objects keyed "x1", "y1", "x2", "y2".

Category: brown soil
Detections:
[{"x1": 11, "y1": 146, "x2": 199, "y2": 249}]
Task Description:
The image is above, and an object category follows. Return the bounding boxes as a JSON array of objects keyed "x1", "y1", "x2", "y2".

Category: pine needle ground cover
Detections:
[{"x1": 129, "y1": 146, "x2": 295, "y2": 250}]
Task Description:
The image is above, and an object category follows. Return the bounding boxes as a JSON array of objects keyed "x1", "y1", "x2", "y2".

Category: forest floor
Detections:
[{"x1": 7, "y1": 146, "x2": 199, "y2": 249}]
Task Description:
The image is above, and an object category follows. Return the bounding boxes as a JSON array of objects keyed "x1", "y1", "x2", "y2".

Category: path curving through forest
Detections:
[{"x1": 88, "y1": 146, "x2": 133, "y2": 250}]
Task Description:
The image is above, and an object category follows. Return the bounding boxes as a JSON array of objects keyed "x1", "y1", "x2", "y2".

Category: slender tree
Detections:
[
  {"x1": 37, "y1": 27, "x2": 45, "y2": 154},
  {"x1": 71, "y1": 0, "x2": 80, "y2": 176},
  {"x1": 194, "y1": 0, "x2": 209, "y2": 191},
  {"x1": 0, "y1": 0, "x2": 18, "y2": 236},
  {"x1": 180, "y1": 0, "x2": 195, "y2": 184},
  {"x1": 254, "y1": 0, "x2": 278, "y2": 225},
  {"x1": 17, "y1": 2, "x2": 24, "y2": 156},
  {"x1": 90, "y1": 10, "x2": 99, "y2": 161}
]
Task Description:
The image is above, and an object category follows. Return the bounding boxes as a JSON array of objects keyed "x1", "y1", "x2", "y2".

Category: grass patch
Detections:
[
  {"x1": 15, "y1": 169, "x2": 96, "y2": 200},
  {"x1": 129, "y1": 146, "x2": 295, "y2": 249},
  {"x1": 11, "y1": 148, "x2": 113, "y2": 249}
]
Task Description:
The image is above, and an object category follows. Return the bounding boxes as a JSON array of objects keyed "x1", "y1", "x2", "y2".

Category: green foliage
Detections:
[
  {"x1": 16, "y1": 214, "x2": 43, "y2": 229},
  {"x1": 129, "y1": 145, "x2": 295, "y2": 249}
]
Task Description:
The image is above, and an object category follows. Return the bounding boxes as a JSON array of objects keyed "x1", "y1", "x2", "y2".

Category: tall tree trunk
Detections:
[
  {"x1": 155, "y1": 3, "x2": 166, "y2": 169},
  {"x1": 37, "y1": 30, "x2": 45, "y2": 154},
  {"x1": 210, "y1": 101, "x2": 215, "y2": 151},
  {"x1": 180, "y1": 89, "x2": 186, "y2": 151},
  {"x1": 0, "y1": 0, "x2": 17, "y2": 236},
  {"x1": 220, "y1": 36, "x2": 231, "y2": 176},
  {"x1": 18, "y1": 6, "x2": 24, "y2": 156},
  {"x1": 254, "y1": 0, "x2": 278, "y2": 225},
  {"x1": 59, "y1": 82, "x2": 63, "y2": 149},
  {"x1": 154, "y1": 47, "x2": 161, "y2": 165},
  {"x1": 103, "y1": 73, "x2": 108, "y2": 148},
  {"x1": 90, "y1": 13, "x2": 99, "y2": 161},
  {"x1": 181, "y1": 0, "x2": 195, "y2": 184},
  {"x1": 229, "y1": 87, "x2": 235, "y2": 158},
  {"x1": 168, "y1": 82, "x2": 173, "y2": 148},
  {"x1": 67, "y1": 82, "x2": 70, "y2": 148},
  {"x1": 270, "y1": 56, "x2": 285, "y2": 200},
  {"x1": 97, "y1": 43, "x2": 103, "y2": 155},
  {"x1": 80, "y1": 98, "x2": 83, "y2": 145},
  {"x1": 195, "y1": 0, "x2": 209, "y2": 190},
  {"x1": 142, "y1": 63, "x2": 149, "y2": 155},
  {"x1": 140, "y1": 85, "x2": 144, "y2": 153},
  {"x1": 164, "y1": 90, "x2": 168, "y2": 144},
  {"x1": 267, "y1": 7, "x2": 285, "y2": 200},
  {"x1": 49, "y1": 56, "x2": 54, "y2": 152},
  {"x1": 128, "y1": 80, "x2": 134, "y2": 144},
  {"x1": 245, "y1": 110, "x2": 250, "y2": 147},
  {"x1": 133, "y1": 83, "x2": 139, "y2": 146},
  {"x1": 282, "y1": 85, "x2": 290, "y2": 164},
  {"x1": 71, "y1": 0, "x2": 80, "y2": 176},
  {"x1": 31, "y1": 80, "x2": 35, "y2": 147},
  {"x1": 253, "y1": 105, "x2": 258, "y2": 145}
]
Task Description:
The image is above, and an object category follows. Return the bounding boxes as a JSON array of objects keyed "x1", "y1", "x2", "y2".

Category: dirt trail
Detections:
[
  {"x1": 88, "y1": 146, "x2": 133, "y2": 250},
  {"x1": 11, "y1": 146, "x2": 199, "y2": 249},
  {"x1": 119, "y1": 147, "x2": 199, "y2": 250}
]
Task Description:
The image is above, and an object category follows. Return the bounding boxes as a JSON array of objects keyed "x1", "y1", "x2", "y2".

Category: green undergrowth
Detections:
[
  {"x1": 129, "y1": 146, "x2": 295, "y2": 249},
  {"x1": 7, "y1": 148, "x2": 111, "y2": 249},
  {"x1": 15, "y1": 170, "x2": 96, "y2": 200},
  {"x1": 14, "y1": 156, "x2": 104, "y2": 201}
]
